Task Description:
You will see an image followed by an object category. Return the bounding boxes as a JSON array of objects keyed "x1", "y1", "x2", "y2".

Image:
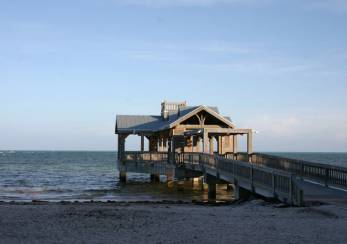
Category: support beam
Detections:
[
  {"x1": 168, "y1": 137, "x2": 172, "y2": 152},
  {"x1": 203, "y1": 131, "x2": 209, "y2": 153},
  {"x1": 233, "y1": 135, "x2": 238, "y2": 154},
  {"x1": 140, "y1": 134, "x2": 144, "y2": 152},
  {"x1": 234, "y1": 183, "x2": 252, "y2": 200},
  {"x1": 247, "y1": 132, "x2": 253, "y2": 155},
  {"x1": 208, "y1": 182, "x2": 216, "y2": 200},
  {"x1": 205, "y1": 175, "x2": 218, "y2": 201},
  {"x1": 209, "y1": 137, "x2": 214, "y2": 154},
  {"x1": 167, "y1": 174, "x2": 174, "y2": 188},
  {"x1": 229, "y1": 135, "x2": 234, "y2": 154},
  {"x1": 118, "y1": 134, "x2": 128, "y2": 160},
  {"x1": 163, "y1": 138, "x2": 168, "y2": 152},
  {"x1": 150, "y1": 174, "x2": 160, "y2": 183},
  {"x1": 218, "y1": 136, "x2": 224, "y2": 155},
  {"x1": 196, "y1": 137, "x2": 201, "y2": 152},
  {"x1": 119, "y1": 171, "x2": 127, "y2": 183},
  {"x1": 149, "y1": 136, "x2": 158, "y2": 152}
]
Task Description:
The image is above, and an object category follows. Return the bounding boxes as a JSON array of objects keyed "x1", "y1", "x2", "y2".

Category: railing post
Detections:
[
  {"x1": 325, "y1": 168, "x2": 329, "y2": 187},
  {"x1": 272, "y1": 171, "x2": 276, "y2": 197},
  {"x1": 289, "y1": 174, "x2": 293, "y2": 205},
  {"x1": 299, "y1": 162, "x2": 304, "y2": 181},
  {"x1": 250, "y1": 164, "x2": 254, "y2": 192}
]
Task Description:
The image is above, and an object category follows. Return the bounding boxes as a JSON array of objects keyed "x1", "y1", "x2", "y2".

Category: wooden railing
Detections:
[
  {"x1": 248, "y1": 153, "x2": 347, "y2": 190},
  {"x1": 122, "y1": 151, "x2": 169, "y2": 162},
  {"x1": 182, "y1": 153, "x2": 303, "y2": 206},
  {"x1": 121, "y1": 151, "x2": 304, "y2": 206}
]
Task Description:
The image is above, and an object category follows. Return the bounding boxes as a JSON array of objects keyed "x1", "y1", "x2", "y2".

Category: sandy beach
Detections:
[{"x1": 0, "y1": 200, "x2": 346, "y2": 244}]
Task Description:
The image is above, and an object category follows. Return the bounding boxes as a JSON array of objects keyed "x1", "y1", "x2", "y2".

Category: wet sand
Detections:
[{"x1": 0, "y1": 200, "x2": 346, "y2": 244}]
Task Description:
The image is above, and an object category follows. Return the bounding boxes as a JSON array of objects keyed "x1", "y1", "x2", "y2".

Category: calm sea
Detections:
[{"x1": 0, "y1": 151, "x2": 346, "y2": 202}]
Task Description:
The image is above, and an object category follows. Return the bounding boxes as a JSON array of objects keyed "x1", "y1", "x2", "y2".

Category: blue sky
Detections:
[{"x1": 0, "y1": 0, "x2": 347, "y2": 151}]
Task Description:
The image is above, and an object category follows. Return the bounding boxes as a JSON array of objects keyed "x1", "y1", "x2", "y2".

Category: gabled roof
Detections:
[
  {"x1": 167, "y1": 106, "x2": 235, "y2": 129},
  {"x1": 115, "y1": 105, "x2": 233, "y2": 134}
]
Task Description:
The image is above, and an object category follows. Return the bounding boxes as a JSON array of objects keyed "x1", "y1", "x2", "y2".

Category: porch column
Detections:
[
  {"x1": 163, "y1": 138, "x2": 168, "y2": 152},
  {"x1": 233, "y1": 135, "x2": 238, "y2": 154},
  {"x1": 218, "y1": 136, "x2": 223, "y2": 155},
  {"x1": 168, "y1": 137, "x2": 172, "y2": 153},
  {"x1": 209, "y1": 137, "x2": 214, "y2": 154},
  {"x1": 168, "y1": 137, "x2": 173, "y2": 163},
  {"x1": 247, "y1": 131, "x2": 253, "y2": 155},
  {"x1": 140, "y1": 134, "x2": 145, "y2": 152},
  {"x1": 196, "y1": 137, "x2": 201, "y2": 152},
  {"x1": 118, "y1": 134, "x2": 127, "y2": 160},
  {"x1": 149, "y1": 136, "x2": 158, "y2": 152},
  {"x1": 203, "y1": 131, "x2": 209, "y2": 153},
  {"x1": 160, "y1": 137, "x2": 164, "y2": 152},
  {"x1": 229, "y1": 135, "x2": 234, "y2": 153}
]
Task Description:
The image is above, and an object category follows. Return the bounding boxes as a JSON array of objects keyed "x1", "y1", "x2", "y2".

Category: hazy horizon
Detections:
[{"x1": 1, "y1": 1, "x2": 347, "y2": 152}]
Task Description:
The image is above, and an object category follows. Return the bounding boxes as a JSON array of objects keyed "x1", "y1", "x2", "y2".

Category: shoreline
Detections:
[
  {"x1": 1, "y1": 200, "x2": 346, "y2": 244},
  {"x1": 0, "y1": 199, "x2": 240, "y2": 207}
]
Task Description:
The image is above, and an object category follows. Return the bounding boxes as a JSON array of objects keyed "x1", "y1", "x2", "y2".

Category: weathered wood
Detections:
[
  {"x1": 141, "y1": 135, "x2": 145, "y2": 152},
  {"x1": 233, "y1": 135, "x2": 238, "y2": 154},
  {"x1": 116, "y1": 101, "x2": 254, "y2": 169},
  {"x1": 121, "y1": 151, "x2": 305, "y2": 206},
  {"x1": 251, "y1": 153, "x2": 347, "y2": 190},
  {"x1": 203, "y1": 131, "x2": 209, "y2": 153},
  {"x1": 247, "y1": 132, "x2": 253, "y2": 155}
]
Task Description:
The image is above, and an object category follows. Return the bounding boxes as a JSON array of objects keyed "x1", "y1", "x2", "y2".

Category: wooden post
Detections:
[
  {"x1": 119, "y1": 171, "x2": 127, "y2": 183},
  {"x1": 159, "y1": 137, "x2": 162, "y2": 152},
  {"x1": 203, "y1": 131, "x2": 209, "y2": 153},
  {"x1": 247, "y1": 131, "x2": 253, "y2": 155},
  {"x1": 118, "y1": 134, "x2": 127, "y2": 160},
  {"x1": 218, "y1": 136, "x2": 222, "y2": 155},
  {"x1": 209, "y1": 137, "x2": 214, "y2": 155},
  {"x1": 168, "y1": 137, "x2": 172, "y2": 163},
  {"x1": 167, "y1": 174, "x2": 174, "y2": 188},
  {"x1": 233, "y1": 135, "x2": 238, "y2": 154},
  {"x1": 229, "y1": 135, "x2": 234, "y2": 154},
  {"x1": 150, "y1": 174, "x2": 160, "y2": 183},
  {"x1": 141, "y1": 134, "x2": 144, "y2": 152},
  {"x1": 149, "y1": 136, "x2": 158, "y2": 152},
  {"x1": 208, "y1": 182, "x2": 216, "y2": 200},
  {"x1": 196, "y1": 137, "x2": 201, "y2": 152}
]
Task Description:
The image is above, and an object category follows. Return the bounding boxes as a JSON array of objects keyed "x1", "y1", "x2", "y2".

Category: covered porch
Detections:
[{"x1": 117, "y1": 128, "x2": 253, "y2": 160}]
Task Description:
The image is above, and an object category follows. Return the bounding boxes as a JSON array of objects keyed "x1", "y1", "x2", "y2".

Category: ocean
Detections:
[{"x1": 0, "y1": 151, "x2": 346, "y2": 202}]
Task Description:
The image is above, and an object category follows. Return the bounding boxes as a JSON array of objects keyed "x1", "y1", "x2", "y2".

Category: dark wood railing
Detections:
[
  {"x1": 248, "y1": 153, "x2": 347, "y2": 190},
  {"x1": 123, "y1": 151, "x2": 169, "y2": 162},
  {"x1": 182, "y1": 153, "x2": 303, "y2": 206}
]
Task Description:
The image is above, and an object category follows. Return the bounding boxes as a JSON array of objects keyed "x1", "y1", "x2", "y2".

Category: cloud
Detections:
[{"x1": 237, "y1": 111, "x2": 347, "y2": 152}]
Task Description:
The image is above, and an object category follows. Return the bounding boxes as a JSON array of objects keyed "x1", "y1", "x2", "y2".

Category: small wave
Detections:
[{"x1": 0, "y1": 186, "x2": 74, "y2": 194}]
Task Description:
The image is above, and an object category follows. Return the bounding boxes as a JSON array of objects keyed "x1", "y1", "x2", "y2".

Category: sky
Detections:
[{"x1": 0, "y1": 0, "x2": 347, "y2": 152}]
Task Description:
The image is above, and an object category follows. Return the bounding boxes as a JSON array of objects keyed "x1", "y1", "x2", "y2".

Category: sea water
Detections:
[{"x1": 0, "y1": 151, "x2": 346, "y2": 202}]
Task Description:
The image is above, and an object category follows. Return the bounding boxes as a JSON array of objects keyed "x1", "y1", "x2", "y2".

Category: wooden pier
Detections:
[{"x1": 115, "y1": 101, "x2": 347, "y2": 206}]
